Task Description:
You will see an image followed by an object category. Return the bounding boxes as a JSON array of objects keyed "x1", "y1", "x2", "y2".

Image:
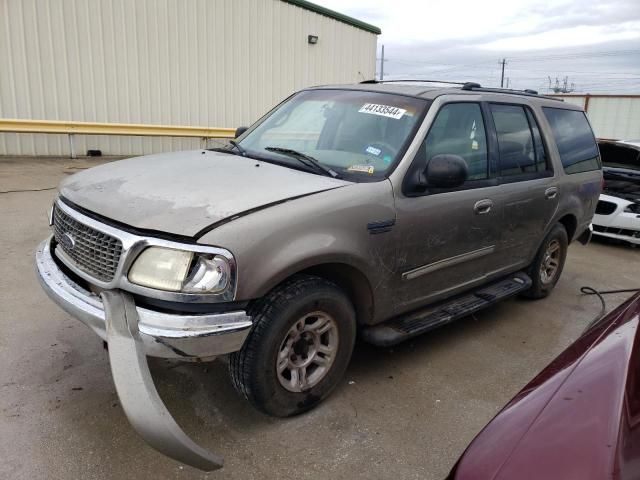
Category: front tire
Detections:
[
  {"x1": 228, "y1": 275, "x2": 356, "y2": 417},
  {"x1": 521, "y1": 223, "x2": 568, "y2": 299}
]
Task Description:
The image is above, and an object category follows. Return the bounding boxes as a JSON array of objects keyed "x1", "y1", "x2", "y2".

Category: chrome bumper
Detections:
[{"x1": 35, "y1": 236, "x2": 252, "y2": 360}]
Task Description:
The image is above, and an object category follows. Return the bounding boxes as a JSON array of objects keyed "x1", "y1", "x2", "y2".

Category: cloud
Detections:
[{"x1": 316, "y1": 0, "x2": 640, "y2": 93}]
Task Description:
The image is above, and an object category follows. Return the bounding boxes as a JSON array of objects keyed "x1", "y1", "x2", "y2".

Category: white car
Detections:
[{"x1": 593, "y1": 140, "x2": 640, "y2": 245}]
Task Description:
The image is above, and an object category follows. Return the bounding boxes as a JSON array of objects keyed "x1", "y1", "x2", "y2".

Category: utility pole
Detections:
[
  {"x1": 500, "y1": 58, "x2": 507, "y2": 88},
  {"x1": 375, "y1": 44, "x2": 387, "y2": 81}
]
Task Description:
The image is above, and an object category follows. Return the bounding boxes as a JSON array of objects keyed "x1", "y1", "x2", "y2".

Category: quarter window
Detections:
[
  {"x1": 490, "y1": 104, "x2": 544, "y2": 177},
  {"x1": 542, "y1": 107, "x2": 600, "y2": 174},
  {"x1": 422, "y1": 103, "x2": 488, "y2": 180}
]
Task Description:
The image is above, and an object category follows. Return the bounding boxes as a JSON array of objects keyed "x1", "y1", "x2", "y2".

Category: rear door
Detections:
[{"x1": 489, "y1": 103, "x2": 559, "y2": 265}]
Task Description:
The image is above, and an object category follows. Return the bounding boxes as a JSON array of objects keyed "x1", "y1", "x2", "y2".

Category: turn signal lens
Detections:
[{"x1": 182, "y1": 255, "x2": 230, "y2": 293}]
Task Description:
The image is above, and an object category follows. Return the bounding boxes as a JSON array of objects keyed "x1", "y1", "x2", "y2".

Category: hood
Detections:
[
  {"x1": 603, "y1": 167, "x2": 640, "y2": 202},
  {"x1": 60, "y1": 150, "x2": 349, "y2": 237},
  {"x1": 599, "y1": 140, "x2": 640, "y2": 201}
]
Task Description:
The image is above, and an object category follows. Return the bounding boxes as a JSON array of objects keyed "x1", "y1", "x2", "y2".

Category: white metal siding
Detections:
[
  {"x1": 586, "y1": 97, "x2": 640, "y2": 140},
  {"x1": 0, "y1": 0, "x2": 377, "y2": 156},
  {"x1": 552, "y1": 95, "x2": 640, "y2": 140}
]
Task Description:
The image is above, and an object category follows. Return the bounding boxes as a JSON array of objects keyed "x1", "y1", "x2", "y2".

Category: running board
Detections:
[{"x1": 362, "y1": 272, "x2": 532, "y2": 347}]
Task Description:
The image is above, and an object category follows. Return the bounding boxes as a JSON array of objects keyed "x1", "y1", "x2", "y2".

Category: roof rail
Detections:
[
  {"x1": 360, "y1": 79, "x2": 467, "y2": 86},
  {"x1": 460, "y1": 83, "x2": 563, "y2": 101},
  {"x1": 461, "y1": 82, "x2": 481, "y2": 90},
  {"x1": 359, "y1": 79, "x2": 564, "y2": 101}
]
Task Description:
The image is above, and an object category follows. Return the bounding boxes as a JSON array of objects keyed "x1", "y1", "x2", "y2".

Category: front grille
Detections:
[
  {"x1": 593, "y1": 224, "x2": 640, "y2": 238},
  {"x1": 52, "y1": 205, "x2": 123, "y2": 282},
  {"x1": 595, "y1": 200, "x2": 617, "y2": 215}
]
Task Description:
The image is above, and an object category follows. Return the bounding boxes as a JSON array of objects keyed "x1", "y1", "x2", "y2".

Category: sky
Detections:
[{"x1": 317, "y1": 0, "x2": 640, "y2": 93}]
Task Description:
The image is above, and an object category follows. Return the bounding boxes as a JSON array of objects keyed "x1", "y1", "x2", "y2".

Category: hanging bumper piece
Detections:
[{"x1": 101, "y1": 290, "x2": 224, "y2": 472}]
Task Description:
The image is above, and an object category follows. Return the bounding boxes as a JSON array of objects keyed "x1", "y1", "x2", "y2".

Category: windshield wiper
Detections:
[
  {"x1": 208, "y1": 146, "x2": 237, "y2": 154},
  {"x1": 229, "y1": 140, "x2": 247, "y2": 157},
  {"x1": 264, "y1": 147, "x2": 341, "y2": 179}
]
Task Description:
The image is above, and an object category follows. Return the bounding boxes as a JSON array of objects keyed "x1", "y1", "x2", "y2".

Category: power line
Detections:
[
  {"x1": 508, "y1": 49, "x2": 640, "y2": 62},
  {"x1": 382, "y1": 48, "x2": 640, "y2": 93},
  {"x1": 387, "y1": 49, "x2": 639, "y2": 66}
]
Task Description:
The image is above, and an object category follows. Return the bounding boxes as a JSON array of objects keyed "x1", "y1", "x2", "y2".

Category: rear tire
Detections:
[
  {"x1": 521, "y1": 223, "x2": 568, "y2": 299},
  {"x1": 228, "y1": 274, "x2": 356, "y2": 417}
]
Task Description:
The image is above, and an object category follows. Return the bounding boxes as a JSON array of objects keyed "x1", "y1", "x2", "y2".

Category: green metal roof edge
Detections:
[{"x1": 282, "y1": 0, "x2": 381, "y2": 34}]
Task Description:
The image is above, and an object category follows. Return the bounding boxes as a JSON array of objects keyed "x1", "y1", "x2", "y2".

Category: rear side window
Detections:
[
  {"x1": 491, "y1": 104, "x2": 547, "y2": 177},
  {"x1": 542, "y1": 107, "x2": 600, "y2": 174}
]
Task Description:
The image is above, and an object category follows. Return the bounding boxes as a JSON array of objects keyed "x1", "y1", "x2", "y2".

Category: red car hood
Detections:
[{"x1": 450, "y1": 292, "x2": 640, "y2": 480}]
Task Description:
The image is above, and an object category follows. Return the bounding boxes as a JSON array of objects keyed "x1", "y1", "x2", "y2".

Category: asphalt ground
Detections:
[{"x1": 1, "y1": 156, "x2": 638, "y2": 480}]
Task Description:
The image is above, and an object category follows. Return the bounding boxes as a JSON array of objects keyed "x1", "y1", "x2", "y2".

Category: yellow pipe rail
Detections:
[
  {"x1": 0, "y1": 118, "x2": 235, "y2": 138},
  {"x1": 0, "y1": 118, "x2": 236, "y2": 158}
]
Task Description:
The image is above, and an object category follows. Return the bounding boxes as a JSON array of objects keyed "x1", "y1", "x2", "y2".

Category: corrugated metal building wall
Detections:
[
  {"x1": 0, "y1": 0, "x2": 378, "y2": 156},
  {"x1": 552, "y1": 94, "x2": 640, "y2": 140}
]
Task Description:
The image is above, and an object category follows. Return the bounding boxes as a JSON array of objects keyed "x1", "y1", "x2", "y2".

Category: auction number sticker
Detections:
[
  {"x1": 358, "y1": 103, "x2": 407, "y2": 119},
  {"x1": 348, "y1": 164, "x2": 375, "y2": 174}
]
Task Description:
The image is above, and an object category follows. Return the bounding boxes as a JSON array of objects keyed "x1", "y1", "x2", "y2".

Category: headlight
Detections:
[
  {"x1": 624, "y1": 202, "x2": 640, "y2": 214},
  {"x1": 128, "y1": 247, "x2": 193, "y2": 291},
  {"x1": 128, "y1": 247, "x2": 231, "y2": 293}
]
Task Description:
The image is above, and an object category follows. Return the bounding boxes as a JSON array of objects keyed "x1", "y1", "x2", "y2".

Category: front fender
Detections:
[{"x1": 198, "y1": 180, "x2": 397, "y2": 322}]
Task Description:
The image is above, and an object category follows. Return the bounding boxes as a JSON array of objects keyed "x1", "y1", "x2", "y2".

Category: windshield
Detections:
[{"x1": 237, "y1": 89, "x2": 429, "y2": 181}]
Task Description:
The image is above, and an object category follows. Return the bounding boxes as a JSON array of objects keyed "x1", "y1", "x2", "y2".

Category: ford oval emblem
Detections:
[{"x1": 60, "y1": 232, "x2": 76, "y2": 250}]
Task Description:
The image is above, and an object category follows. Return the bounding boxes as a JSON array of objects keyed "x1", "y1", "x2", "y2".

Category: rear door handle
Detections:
[
  {"x1": 474, "y1": 199, "x2": 493, "y2": 215},
  {"x1": 545, "y1": 187, "x2": 558, "y2": 199}
]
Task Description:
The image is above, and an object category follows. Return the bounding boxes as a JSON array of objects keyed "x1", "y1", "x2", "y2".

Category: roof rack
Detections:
[
  {"x1": 461, "y1": 82, "x2": 563, "y2": 101},
  {"x1": 360, "y1": 79, "x2": 467, "y2": 86},
  {"x1": 359, "y1": 79, "x2": 564, "y2": 101}
]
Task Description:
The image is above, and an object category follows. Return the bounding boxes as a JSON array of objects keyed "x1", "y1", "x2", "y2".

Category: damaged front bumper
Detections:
[
  {"x1": 36, "y1": 236, "x2": 254, "y2": 470},
  {"x1": 36, "y1": 236, "x2": 252, "y2": 360}
]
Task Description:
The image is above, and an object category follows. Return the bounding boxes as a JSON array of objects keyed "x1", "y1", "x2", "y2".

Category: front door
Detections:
[{"x1": 393, "y1": 102, "x2": 504, "y2": 313}]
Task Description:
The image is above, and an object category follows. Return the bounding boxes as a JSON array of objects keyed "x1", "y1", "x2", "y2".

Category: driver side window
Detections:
[{"x1": 423, "y1": 103, "x2": 488, "y2": 180}]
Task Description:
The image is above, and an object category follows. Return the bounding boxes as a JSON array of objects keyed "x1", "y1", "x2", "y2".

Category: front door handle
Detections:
[
  {"x1": 545, "y1": 187, "x2": 558, "y2": 199},
  {"x1": 474, "y1": 199, "x2": 493, "y2": 215}
]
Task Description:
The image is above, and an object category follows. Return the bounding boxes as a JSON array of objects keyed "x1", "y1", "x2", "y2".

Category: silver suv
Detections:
[{"x1": 36, "y1": 81, "x2": 601, "y2": 468}]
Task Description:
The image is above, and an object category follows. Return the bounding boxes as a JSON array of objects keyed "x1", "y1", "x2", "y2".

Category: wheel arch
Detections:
[
  {"x1": 557, "y1": 213, "x2": 578, "y2": 243},
  {"x1": 299, "y1": 263, "x2": 375, "y2": 325},
  {"x1": 252, "y1": 261, "x2": 376, "y2": 326}
]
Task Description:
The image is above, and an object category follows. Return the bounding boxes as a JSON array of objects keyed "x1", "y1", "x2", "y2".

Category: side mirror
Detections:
[
  {"x1": 235, "y1": 126, "x2": 248, "y2": 138},
  {"x1": 421, "y1": 154, "x2": 468, "y2": 189}
]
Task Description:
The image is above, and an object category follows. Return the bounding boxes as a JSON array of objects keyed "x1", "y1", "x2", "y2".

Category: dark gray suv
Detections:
[{"x1": 36, "y1": 81, "x2": 601, "y2": 469}]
